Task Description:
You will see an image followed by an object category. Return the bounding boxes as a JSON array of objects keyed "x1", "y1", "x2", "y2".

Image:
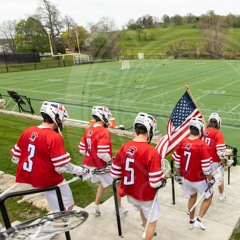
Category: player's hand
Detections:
[
  {"x1": 158, "y1": 179, "x2": 167, "y2": 189},
  {"x1": 175, "y1": 175, "x2": 183, "y2": 185},
  {"x1": 78, "y1": 166, "x2": 91, "y2": 180},
  {"x1": 207, "y1": 177, "x2": 215, "y2": 187}
]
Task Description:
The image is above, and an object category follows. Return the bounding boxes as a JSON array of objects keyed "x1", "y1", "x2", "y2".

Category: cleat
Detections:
[
  {"x1": 194, "y1": 219, "x2": 205, "y2": 230},
  {"x1": 91, "y1": 204, "x2": 101, "y2": 216},
  {"x1": 119, "y1": 207, "x2": 129, "y2": 215},
  {"x1": 188, "y1": 220, "x2": 195, "y2": 230},
  {"x1": 219, "y1": 193, "x2": 226, "y2": 201}
]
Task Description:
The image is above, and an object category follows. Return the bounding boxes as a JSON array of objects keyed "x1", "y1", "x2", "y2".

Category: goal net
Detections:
[
  {"x1": 73, "y1": 54, "x2": 93, "y2": 64},
  {"x1": 121, "y1": 60, "x2": 130, "y2": 70}
]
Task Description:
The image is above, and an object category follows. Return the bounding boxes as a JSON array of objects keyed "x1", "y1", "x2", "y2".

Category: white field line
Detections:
[{"x1": 229, "y1": 103, "x2": 240, "y2": 112}]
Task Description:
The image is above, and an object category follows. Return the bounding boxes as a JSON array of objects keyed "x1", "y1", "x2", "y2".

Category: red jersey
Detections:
[
  {"x1": 203, "y1": 127, "x2": 226, "y2": 163},
  {"x1": 111, "y1": 141, "x2": 164, "y2": 201},
  {"x1": 10, "y1": 126, "x2": 71, "y2": 188},
  {"x1": 172, "y1": 137, "x2": 212, "y2": 182},
  {"x1": 78, "y1": 125, "x2": 112, "y2": 168}
]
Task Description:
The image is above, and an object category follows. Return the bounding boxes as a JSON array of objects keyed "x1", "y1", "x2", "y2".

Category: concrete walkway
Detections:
[{"x1": 61, "y1": 166, "x2": 240, "y2": 240}]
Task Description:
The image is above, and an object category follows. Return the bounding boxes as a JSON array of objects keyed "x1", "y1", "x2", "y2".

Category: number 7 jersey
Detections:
[{"x1": 172, "y1": 137, "x2": 212, "y2": 182}]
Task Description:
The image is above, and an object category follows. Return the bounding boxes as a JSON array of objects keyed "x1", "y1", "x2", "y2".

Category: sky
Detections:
[{"x1": 1, "y1": 0, "x2": 240, "y2": 29}]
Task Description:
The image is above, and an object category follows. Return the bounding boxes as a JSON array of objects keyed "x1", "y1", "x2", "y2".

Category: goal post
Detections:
[{"x1": 121, "y1": 60, "x2": 130, "y2": 70}]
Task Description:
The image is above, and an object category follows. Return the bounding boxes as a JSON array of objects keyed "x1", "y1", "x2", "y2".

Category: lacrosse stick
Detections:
[
  {"x1": 0, "y1": 183, "x2": 34, "y2": 199},
  {"x1": 91, "y1": 162, "x2": 111, "y2": 175},
  {"x1": 17, "y1": 176, "x2": 80, "y2": 204},
  {"x1": 0, "y1": 210, "x2": 88, "y2": 240},
  {"x1": 0, "y1": 184, "x2": 20, "y2": 198},
  {"x1": 142, "y1": 160, "x2": 169, "y2": 239},
  {"x1": 187, "y1": 165, "x2": 223, "y2": 215}
]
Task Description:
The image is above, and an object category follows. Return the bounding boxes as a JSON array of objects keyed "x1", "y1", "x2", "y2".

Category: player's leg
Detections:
[
  {"x1": 116, "y1": 180, "x2": 129, "y2": 214},
  {"x1": 44, "y1": 180, "x2": 74, "y2": 212},
  {"x1": 188, "y1": 193, "x2": 198, "y2": 220}
]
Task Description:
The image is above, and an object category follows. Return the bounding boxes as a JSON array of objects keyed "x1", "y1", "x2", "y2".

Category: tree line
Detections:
[{"x1": 0, "y1": 0, "x2": 239, "y2": 59}]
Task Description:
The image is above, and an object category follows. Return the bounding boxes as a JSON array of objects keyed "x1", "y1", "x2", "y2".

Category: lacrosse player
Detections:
[
  {"x1": 111, "y1": 113, "x2": 166, "y2": 240},
  {"x1": 78, "y1": 106, "x2": 128, "y2": 216},
  {"x1": 203, "y1": 113, "x2": 227, "y2": 200},
  {"x1": 172, "y1": 117, "x2": 214, "y2": 231},
  {"x1": 10, "y1": 101, "x2": 90, "y2": 212}
]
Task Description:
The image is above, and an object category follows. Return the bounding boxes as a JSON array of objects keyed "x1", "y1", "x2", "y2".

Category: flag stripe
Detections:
[{"x1": 156, "y1": 91, "x2": 203, "y2": 159}]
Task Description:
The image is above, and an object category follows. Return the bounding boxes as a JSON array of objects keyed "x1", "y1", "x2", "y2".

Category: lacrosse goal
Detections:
[
  {"x1": 121, "y1": 60, "x2": 130, "y2": 70},
  {"x1": 73, "y1": 54, "x2": 93, "y2": 64}
]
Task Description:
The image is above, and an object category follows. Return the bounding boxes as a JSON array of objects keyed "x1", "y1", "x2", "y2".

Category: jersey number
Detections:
[
  {"x1": 23, "y1": 144, "x2": 35, "y2": 172},
  {"x1": 184, "y1": 151, "x2": 192, "y2": 171},
  {"x1": 204, "y1": 137, "x2": 211, "y2": 146},
  {"x1": 124, "y1": 157, "x2": 135, "y2": 185},
  {"x1": 86, "y1": 138, "x2": 91, "y2": 156}
]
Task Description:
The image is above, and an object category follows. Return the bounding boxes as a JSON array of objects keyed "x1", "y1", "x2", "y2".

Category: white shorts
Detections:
[
  {"x1": 87, "y1": 167, "x2": 113, "y2": 188},
  {"x1": 44, "y1": 179, "x2": 74, "y2": 212},
  {"x1": 182, "y1": 179, "x2": 213, "y2": 199},
  {"x1": 127, "y1": 195, "x2": 160, "y2": 223}
]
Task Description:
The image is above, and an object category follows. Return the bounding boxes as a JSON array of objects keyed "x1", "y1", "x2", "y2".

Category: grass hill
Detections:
[{"x1": 118, "y1": 24, "x2": 240, "y2": 58}]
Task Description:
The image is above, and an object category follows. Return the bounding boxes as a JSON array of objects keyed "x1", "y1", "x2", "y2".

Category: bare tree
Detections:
[
  {"x1": 36, "y1": 0, "x2": 64, "y2": 54},
  {"x1": 0, "y1": 20, "x2": 17, "y2": 52},
  {"x1": 200, "y1": 23, "x2": 225, "y2": 59},
  {"x1": 63, "y1": 15, "x2": 76, "y2": 36}
]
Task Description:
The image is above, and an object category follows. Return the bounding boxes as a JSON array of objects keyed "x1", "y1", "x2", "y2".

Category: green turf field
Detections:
[{"x1": 0, "y1": 59, "x2": 240, "y2": 152}]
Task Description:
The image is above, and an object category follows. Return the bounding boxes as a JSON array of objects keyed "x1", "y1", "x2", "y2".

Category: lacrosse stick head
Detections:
[
  {"x1": 213, "y1": 168, "x2": 223, "y2": 186},
  {"x1": 161, "y1": 159, "x2": 171, "y2": 177}
]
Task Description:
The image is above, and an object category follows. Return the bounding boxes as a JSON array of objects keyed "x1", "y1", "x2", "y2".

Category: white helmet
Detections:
[
  {"x1": 40, "y1": 101, "x2": 69, "y2": 130},
  {"x1": 91, "y1": 106, "x2": 112, "y2": 126},
  {"x1": 189, "y1": 117, "x2": 204, "y2": 137},
  {"x1": 134, "y1": 112, "x2": 157, "y2": 143},
  {"x1": 209, "y1": 113, "x2": 221, "y2": 128}
]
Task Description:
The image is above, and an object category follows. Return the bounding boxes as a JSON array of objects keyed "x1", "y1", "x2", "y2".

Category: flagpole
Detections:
[{"x1": 185, "y1": 84, "x2": 206, "y2": 123}]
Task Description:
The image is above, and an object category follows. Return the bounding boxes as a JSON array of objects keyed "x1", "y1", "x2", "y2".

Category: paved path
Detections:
[{"x1": 61, "y1": 166, "x2": 240, "y2": 240}]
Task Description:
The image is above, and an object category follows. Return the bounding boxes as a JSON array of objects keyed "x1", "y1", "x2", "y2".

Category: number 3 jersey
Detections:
[
  {"x1": 172, "y1": 137, "x2": 212, "y2": 182},
  {"x1": 10, "y1": 126, "x2": 71, "y2": 188},
  {"x1": 111, "y1": 140, "x2": 164, "y2": 201}
]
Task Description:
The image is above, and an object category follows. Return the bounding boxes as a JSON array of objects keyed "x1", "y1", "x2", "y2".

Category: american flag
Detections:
[{"x1": 156, "y1": 90, "x2": 203, "y2": 159}]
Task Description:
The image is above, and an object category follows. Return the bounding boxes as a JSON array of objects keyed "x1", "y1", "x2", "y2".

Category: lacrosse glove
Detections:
[
  {"x1": 207, "y1": 177, "x2": 215, "y2": 188},
  {"x1": 157, "y1": 179, "x2": 167, "y2": 189},
  {"x1": 78, "y1": 166, "x2": 91, "y2": 180}
]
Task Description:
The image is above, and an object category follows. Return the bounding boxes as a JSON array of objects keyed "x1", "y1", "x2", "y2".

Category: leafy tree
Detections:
[
  {"x1": 0, "y1": 20, "x2": 17, "y2": 52},
  {"x1": 36, "y1": 0, "x2": 64, "y2": 54},
  {"x1": 90, "y1": 33, "x2": 123, "y2": 59},
  {"x1": 14, "y1": 17, "x2": 49, "y2": 53},
  {"x1": 61, "y1": 26, "x2": 88, "y2": 52}
]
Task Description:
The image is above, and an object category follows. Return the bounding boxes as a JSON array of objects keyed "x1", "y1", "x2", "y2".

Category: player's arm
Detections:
[
  {"x1": 10, "y1": 144, "x2": 21, "y2": 164},
  {"x1": 78, "y1": 140, "x2": 86, "y2": 156},
  {"x1": 55, "y1": 163, "x2": 90, "y2": 177},
  {"x1": 149, "y1": 151, "x2": 166, "y2": 188}
]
